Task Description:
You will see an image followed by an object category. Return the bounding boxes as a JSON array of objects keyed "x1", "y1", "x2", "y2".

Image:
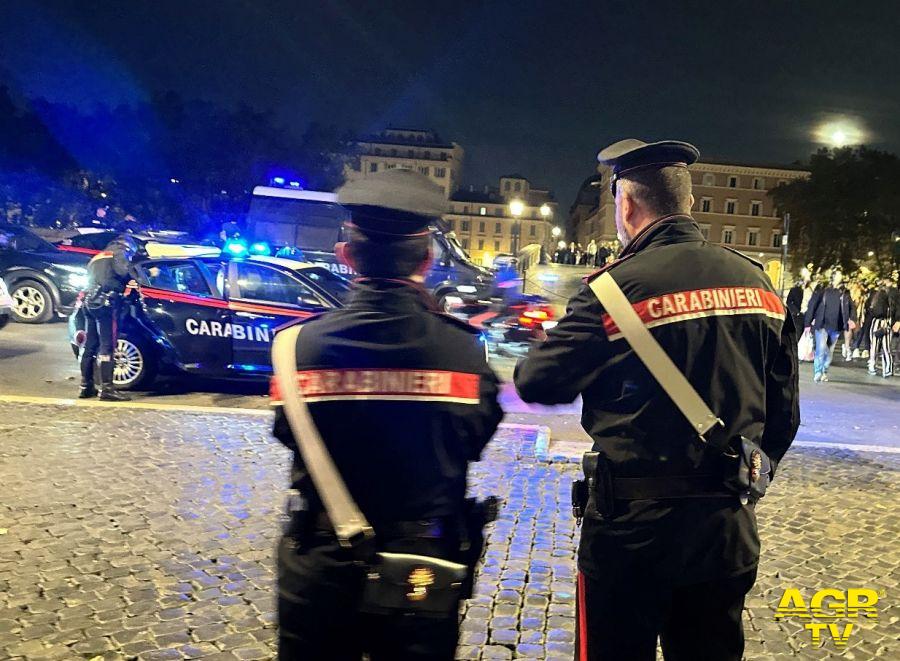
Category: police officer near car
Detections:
[
  {"x1": 515, "y1": 139, "x2": 800, "y2": 660},
  {"x1": 271, "y1": 169, "x2": 504, "y2": 660},
  {"x1": 78, "y1": 235, "x2": 140, "y2": 402}
]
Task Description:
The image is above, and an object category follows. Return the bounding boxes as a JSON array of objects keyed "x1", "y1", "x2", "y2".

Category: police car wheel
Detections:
[
  {"x1": 10, "y1": 280, "x2": 54, "y2": 324},
  {"x1": 113, "y1": 335, "x2": 156, "y2": 389}
]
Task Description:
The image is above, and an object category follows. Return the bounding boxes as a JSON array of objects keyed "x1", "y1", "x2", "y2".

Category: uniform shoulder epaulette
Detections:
[
  {"x1": 582, "y1": 253, "x2": 636, "y2": 284},
  {"x1": 720, "y1": 245, "x2": 764, "y2": 270},
  {"x1": 430, "y1": 310, "x2": 482, "y2": 335}
]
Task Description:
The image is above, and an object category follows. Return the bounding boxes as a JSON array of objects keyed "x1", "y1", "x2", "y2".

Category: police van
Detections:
[
  {"x1": 70, "y1": 254, "x2": 349, "y2": 389},
  {"x1": 246, "y1": 186, "x2": 494, "y2": 310}
]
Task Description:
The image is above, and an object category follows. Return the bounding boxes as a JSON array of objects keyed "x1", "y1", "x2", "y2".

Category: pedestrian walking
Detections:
[
  {"x1": 514, "y1": 138, "x2": 799, "y2": 661},
  {"x1": 804, "y1": 271, "x2": 854, "y2": 382},
  {"x1": 587, "y1": 239, "x2": 598, "y2": 266},
  {"x1": 271, "y1": 170, "x2": 503, "y2": 660},
  {"x1": 867, "y1": 277, "x2": 900, "y2": 377},
  {"x1": 78, "y1": 235, "x2": 140, "y2": 401}
]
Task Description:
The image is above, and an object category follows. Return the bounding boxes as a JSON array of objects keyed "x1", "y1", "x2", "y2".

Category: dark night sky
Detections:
[{"x1": 1, "y1": 0, "x2": 899, "y2": 208}]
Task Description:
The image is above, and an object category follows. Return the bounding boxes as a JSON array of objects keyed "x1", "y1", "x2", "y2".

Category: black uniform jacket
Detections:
[
  {"x1": 515, "y1": 215, "x2": 800, "y2": 582},
  {"x1": 84, "y1": 247, "x2": 132, "y2": 305},
  {"x1": 272, "y1": 279, "x2": 504, "y2": 530}
]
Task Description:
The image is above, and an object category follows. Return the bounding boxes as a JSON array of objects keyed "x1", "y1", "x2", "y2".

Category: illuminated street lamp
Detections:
[
  {"x1": 540, "y1": 203, "x2": 551, "y2": 218},
  {"x1": 509, "y1": 199, "x2": 525, "y2": 255},
  {"x1": 551, "y1": 226, "x2": 562, "y2": 239}
]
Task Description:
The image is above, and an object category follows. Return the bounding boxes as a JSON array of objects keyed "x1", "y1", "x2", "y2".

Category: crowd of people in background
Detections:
[
  {"x1": 551, "y1": 238, "x2": 618, "y2": 267},
  {"x1": 787, "y1": 267, "x2": 900, "y2": 382}
]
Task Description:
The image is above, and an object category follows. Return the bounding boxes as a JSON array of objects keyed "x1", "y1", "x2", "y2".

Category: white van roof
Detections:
[{"x1": 251, "y1": 186, "x2": 338, "y2": 203}]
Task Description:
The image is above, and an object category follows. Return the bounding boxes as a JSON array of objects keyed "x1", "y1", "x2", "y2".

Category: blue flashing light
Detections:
[
  {"x1": 272, "y1": 177, "x2": 286, "y2": 185},
  {"x1": 224, "y1": 239, "x2": 249, "y2": 256},
  {"x1": 249, "y1": 241, "x2": 272, "y2": 256},
  {"x1": 289, "y1": 181, "x2": 301, "y2": 188}
]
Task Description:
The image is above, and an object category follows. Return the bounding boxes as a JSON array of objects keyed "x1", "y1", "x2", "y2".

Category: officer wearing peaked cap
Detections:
[
  {"x1": 515, "y1": 139, "x2": 800, "y2": 660},
  {"x1": 272, "y1": 170, "x2": 503, "y2": 660}
]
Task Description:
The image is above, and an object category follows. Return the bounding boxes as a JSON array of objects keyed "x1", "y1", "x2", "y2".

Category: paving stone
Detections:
[{"x1": 0, "y1": 403, "x2": 896, "y2": 661}]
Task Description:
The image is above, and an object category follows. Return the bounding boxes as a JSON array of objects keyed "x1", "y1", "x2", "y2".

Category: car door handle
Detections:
[{"x1": 235, "y1": 311, "x2": 269, "y2": 319}]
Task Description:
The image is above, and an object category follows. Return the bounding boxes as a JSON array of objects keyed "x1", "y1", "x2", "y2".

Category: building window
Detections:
[
  {"x1": 418, "y1": 166, "x2": 430, "y2": 176},
  {"x1": 386, "y1": 163, "x2": 397, "y2": 169},
  {"x1": 390, "y1": 148, "x2": 397, "y2": 157},
  {"x1": 529, "y1": 224, "x2": 536, "y2": 237},
  {"x1": 462, "y1": 238, "x2": 469, "y2": 249},
  {"x1": 373, "y1": 147, "x2": 381, "y2": 155},
  {"x1": 477, "y1": 239, "x2": 484, "y2": 250},
  {"x1": 479, "y1": 207, "x2": 487, "y2": 216},
  {"x1": 440, "y1": 152, "x2": 447, "y2": 160},
  {"x1": 702, "y1": 173, "x2": 715, "y2": 186},
  {"x1": 461, "y1": 220, "x2": 470, "y2": 232},
  {"x1": 722, "y1": 227, "x2": 734, "y2": 244},
  {"x1": 746, "y1": 229, "x2": 759, "y2": 246},
  {"x1": 699, "y1": 224, "x2": 711, "y2": 240},
  {"x1": 495, "y1": 222, "x2": 502, "y2": 234},
  {"x1": 771, "y1": 231, "x2": 782, "y2": 248},
  {"x1": 463, "y1": 206, "x2": 469, "y2": 214},
  {"x1": 478, "y1": 222, "x2": 485, "y2": 234},
  {"x1": 495, "y1": 207, "x2": 504, "y2": 217},
  {"x1": 494, "y1": 241, "x2": 500, "y2": 252},
  {"x1": 369, "y1": 162, "x2": 378, "y2": 173},
  {"x1": 434, "y1": 167, "x2": 446, "y2": 178},
  {"x1": 750, "y1": 201, "x2": 761, "y2": 217},
  {"x1": 504, "y1": 181, "x2": 511, "y2": 191},
  {"x1": 725, "y1": 199, "x2": 737, "y2": 214},
  {"x1": 728, "y1": 176, "x2": 738, "y2": 188},
  {"x1": 514, "y1": 182, "x2": 521, "y2": 192},
  {"x1": 778, "y1": 179, "x2": 787, "y2": 187},
  {"x1": 424, "y1": 151, "x2": 431, "y2": 159},
  {"x1": 701, "y1": 198, "x2": 712, "y2": 213},
  {"x1": 752, "y1": 177, "x2": 763, "y2": 190}
]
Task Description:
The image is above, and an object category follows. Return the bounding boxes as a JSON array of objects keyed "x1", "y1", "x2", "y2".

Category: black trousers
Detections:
[
  {"x1": 277, "y1": 535, "x2": 460, "y2": 661},
  {"x1": 575, "y1": 566, "x2": 757, "y2": 661},
  {"x1": 79, "y1": 305, "x2": 116, "y2": 383}
]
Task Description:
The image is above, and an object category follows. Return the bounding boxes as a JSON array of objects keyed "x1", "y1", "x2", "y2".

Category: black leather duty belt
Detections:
[
  {"x1": 313, "y1": 512, "x2": 447, "y2": 539},
  {"x1": 612, "y1": 475, "x2": 733, "y2": 500}
]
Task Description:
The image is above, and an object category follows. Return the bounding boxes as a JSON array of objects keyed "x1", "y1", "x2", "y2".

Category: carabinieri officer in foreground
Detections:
[
  {"x1": 515, "y1": 139, "x2": 800, "y2": 660},
  {"x1": 271, "y1": 170, "x2": 503, "y2": 660}
]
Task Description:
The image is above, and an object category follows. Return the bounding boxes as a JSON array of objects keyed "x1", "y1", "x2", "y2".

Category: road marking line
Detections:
[{"x1": 0, "y1": 394, "x2": 272, "y2": 416}]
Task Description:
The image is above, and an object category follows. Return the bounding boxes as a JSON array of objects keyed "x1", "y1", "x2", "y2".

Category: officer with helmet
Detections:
[
  {"x1": 272, "y1": 170, "x2": 503, "y2": 659},
  {"x1": 78, "y1": 234, "x2": 140, "y2": 402},
  {"x1": 515, "y1": 139, "x2": 800, "y2": 660}
]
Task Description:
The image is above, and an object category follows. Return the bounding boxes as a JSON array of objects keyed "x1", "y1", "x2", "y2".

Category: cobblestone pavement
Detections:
[{"x1": 1, "y1": 402, "x2": 897, "y2": 660}]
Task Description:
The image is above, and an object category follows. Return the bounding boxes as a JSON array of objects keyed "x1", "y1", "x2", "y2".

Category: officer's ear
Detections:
[{"x1": 335, "y1": 242, "x2": 357, "y2": 272}]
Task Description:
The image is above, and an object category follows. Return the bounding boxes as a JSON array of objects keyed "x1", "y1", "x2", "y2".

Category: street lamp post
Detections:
[
  {"x1": 509, "y1": 199, "x2": 525, "y2": 256},
  {"x1": 779, "y1": 213, "x2": 790, "y2": 295}
]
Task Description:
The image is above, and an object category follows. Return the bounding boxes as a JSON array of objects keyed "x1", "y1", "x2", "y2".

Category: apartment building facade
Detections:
[
  {"x1": 444, "y1": 174, "x2": 558, "y2": 265},
  {"x1": 343, "y1": 128, "x2": 464, "y2": 197}
]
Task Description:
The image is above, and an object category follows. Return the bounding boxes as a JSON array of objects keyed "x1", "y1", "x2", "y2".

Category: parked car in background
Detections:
[
  {"x1": 57, "y1": 230, "x2": 220, "y2": 259},
  {"x1": 0, "y1": 223, "x2": 90, "y2": 323},
  {"x1": 0, "y1": 277, "x2": 12, "y2": 329},
  {"x1": 69, "y1": 254, "x2": 350, "y2": 389}
]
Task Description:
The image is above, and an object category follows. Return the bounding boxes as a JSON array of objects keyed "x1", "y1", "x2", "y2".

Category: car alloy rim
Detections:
[
  {"x1": 12, "y1": 286, "x2": 46, "y2": 319},
  {"x1": 114, "y1": 339, "x2": 143, "y2": 386}
]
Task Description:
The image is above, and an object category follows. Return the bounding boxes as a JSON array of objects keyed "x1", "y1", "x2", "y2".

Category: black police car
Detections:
[
  {"x1": 70, "y1": 254, "x2": 349, "y2": 389},
  {"x1": 0, "y1": 223, "x2": 90, "y2": 323},
  {"x1": 57, "y1": 229, "x2": 220, "y2": 259}
]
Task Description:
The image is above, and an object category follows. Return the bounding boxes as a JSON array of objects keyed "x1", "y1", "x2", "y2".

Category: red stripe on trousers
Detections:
[{"x1": 577, "y1": 570, "x2": 588, "y2": 660}]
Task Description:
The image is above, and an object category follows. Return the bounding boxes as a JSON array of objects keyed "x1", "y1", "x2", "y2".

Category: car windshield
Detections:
[
  {"x1": 300, "y1": 267, "x2": 351, "y2": 304},
  {"x1": 444, "y1": 233, "x2": 473, "y2": 262},
  {"x1": 0, "y1": 226, "x2": 57, "y2": 252}
]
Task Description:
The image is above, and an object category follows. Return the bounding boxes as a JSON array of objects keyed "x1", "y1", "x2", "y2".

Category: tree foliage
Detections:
[
  {"x1": 0, "y1": 87, "x2": 354, "y2": 233},
  {"x1": 772, "y1": 147, "x2": 900, "y2": 277}
]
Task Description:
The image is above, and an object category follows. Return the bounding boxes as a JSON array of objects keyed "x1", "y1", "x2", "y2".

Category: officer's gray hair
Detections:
[{"x1": 620, "y1": 166, "x2": 693, "y2": 216}]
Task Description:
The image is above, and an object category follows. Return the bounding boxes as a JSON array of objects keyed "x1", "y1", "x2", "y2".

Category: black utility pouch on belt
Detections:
[{"x1": 572, "y1": 451, "x2": 614, "y2": 523}]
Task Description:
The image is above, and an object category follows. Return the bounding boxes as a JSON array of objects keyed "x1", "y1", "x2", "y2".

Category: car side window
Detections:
[
  {"x1": 143, "y1": 262, "x2": 212, "y2": 296},
  {"x1": 233, "y1": 262, "x2": 324, "y2": 307}
]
